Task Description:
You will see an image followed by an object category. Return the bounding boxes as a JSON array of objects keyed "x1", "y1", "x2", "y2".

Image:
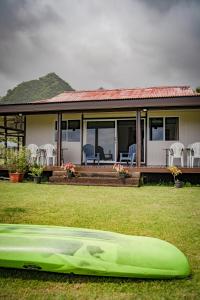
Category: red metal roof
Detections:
[{"x1": 35, "y1": 86, "x2": 196, "y2": 104}]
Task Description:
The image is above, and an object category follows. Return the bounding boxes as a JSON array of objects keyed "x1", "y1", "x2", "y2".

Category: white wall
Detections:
[
  {"x1": 26, "y1": 115, "x2": 55, "y2": 146},
  {"x1": 26, "y1": 114, "x2": 82, "y2": 164},
  {"x1": 147, "y1": 109, "x2": 200, "y2": 166}
]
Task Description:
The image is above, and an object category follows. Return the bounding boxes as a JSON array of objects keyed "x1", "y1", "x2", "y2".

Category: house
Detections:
[{"x1": 0, "y1": 86, "x2": 200, "y2": 172}]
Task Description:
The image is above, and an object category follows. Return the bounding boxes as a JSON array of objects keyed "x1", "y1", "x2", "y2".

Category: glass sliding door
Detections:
[
  {"x1": 86, "y1": 121, "x2": 115, "y2": 162},
  {"x1": 117, "y1": 119, "x2": 145, "y2": 163},
  {"x1": 85, "y1": 118, "x2": 146, "y2": 164}
]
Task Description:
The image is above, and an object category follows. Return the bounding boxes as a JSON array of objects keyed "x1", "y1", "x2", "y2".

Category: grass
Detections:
[{"x1": 0, "y1": 182, "x2": 200, "y2": 300}]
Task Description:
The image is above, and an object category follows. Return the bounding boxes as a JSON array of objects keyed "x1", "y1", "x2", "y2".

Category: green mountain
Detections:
[{"x1": 0, "y1": 73, "x2": 74, "y2": 104}]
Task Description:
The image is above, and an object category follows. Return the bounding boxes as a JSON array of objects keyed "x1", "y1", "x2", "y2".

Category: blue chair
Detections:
[
  {"x1": 83, "y1": 144, "x2": 100, "y2": 165},
  {"x1": 120, "y1": 144, "x2": 136, "y2": 166}
]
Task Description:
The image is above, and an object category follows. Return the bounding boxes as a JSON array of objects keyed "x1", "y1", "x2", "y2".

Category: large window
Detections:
[
  {"x1": 149, "y1": 117, "x2": 179, "y2": 141},
  {"x1": 55, "y1": 120, "x2": 80, "y2": 142}
]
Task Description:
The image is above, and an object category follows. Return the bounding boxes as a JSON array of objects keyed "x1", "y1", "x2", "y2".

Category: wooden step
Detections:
[
  {"x1": 53, "y1": 170, "x2": 140, "y2": 178},
  {"x1": 76, "y1": 171, "x2": 118, "y2": 178},
  {"x1": 49, "y1": 176, "x2": 140, "y2": 187},
  {"x1": 50, "y1": 166, "x2": 141, "y2": 187},
  {"x1": 53, "y1": 170, "x2": 67, "y2": 176},
  {"x1": 76, "y1": 166, "x2": 131, "y2": 172},
  {"x1": 52, "y1": 170, "x2": 118, "y2": 178}
]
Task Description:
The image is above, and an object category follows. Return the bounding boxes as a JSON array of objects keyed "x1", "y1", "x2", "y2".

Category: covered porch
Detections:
[
  {"x1": 0, "y1": 87, "x2": 200, "y2": 173},
  {"x1": 1, "y1": 109, "x2": 200, "y2": 169}
]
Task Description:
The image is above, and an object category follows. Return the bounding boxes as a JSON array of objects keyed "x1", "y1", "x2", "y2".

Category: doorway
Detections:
[
  {"x1": 86, "y1": 121, "x2": 115, "y2": 162},
  {"x1": 117, "y1": 119, "x2": 145, "y2": 162},
  {"x1": 85, "y1": 118, "x2": 145, "y2": 163}
]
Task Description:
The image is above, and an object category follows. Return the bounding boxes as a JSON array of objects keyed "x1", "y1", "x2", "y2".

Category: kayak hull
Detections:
[{"x1": 0, "y1": 224, "x2": 190, "y2": 279}]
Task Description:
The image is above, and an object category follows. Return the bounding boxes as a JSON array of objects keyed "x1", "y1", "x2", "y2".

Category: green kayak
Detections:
[{"x1": 0, "y1": 224, "x2": 190, "y2": 279}]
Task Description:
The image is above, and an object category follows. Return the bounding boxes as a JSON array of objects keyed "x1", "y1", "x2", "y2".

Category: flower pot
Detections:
[
  {"x1": 119, "y1": 173, "x2": 127, "y2": 178},
  {"x1": 33, "y1": 176, "x2": 42, "y2": 184},
  {"x1": 175, "y1": 181, "x2": 184, "y2": 188},
  {"x1": 66, "y1": 171, "x2": 74, "y2": 179},
  {"x1": 9, "y1": 172, "x2": 24, "y2": 183}
]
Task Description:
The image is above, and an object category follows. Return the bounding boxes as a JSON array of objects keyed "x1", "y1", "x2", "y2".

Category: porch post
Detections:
[
  {"x1": 3, "y1": 116, "x2": 7, "y2": 164},
  {"x1": 23, "y1": 115, "x2": 26, "y2": 147},
  {"x1": 136, "y1": 109, "x2": 141, "y2": 167},
  {"x1": 57, "y1": 112, "x2": 62, "y2": 166},
  {"x1": 81, "y1": 113, "x2": 83, "y2": 164},
  {"x1": 4, "y1": 116, "x2": 7, "y2": 149},
  {"x1": 144, "y1": 109, "x2": 148, "y2": 166}
]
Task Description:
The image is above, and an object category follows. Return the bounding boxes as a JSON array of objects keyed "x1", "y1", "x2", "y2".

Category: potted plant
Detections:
[
  {"x1": 29, "y1": 164, "x2": 44, "y2": 184},
  {"x1": 168, "y1": 166, "x2": 183, "y2": 188},
  {"x1": 113, "y1": 163, "x2": 129, "y2": 182},
  {"x1": 62, "y1": 162, "x2": 76, "y2": 178},
  {"x1": 5, "y1": 147, "x2": 30, "y2": 183}
]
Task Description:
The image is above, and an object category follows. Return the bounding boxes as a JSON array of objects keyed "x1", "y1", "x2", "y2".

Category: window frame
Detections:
[
  {"x1": 55, "y1": 119, "x2": 81, "y2": 142},
  {"x1": 68, "y1": 120, "x2": 81, "y2": 142},
  {"x1": 149, "y1": 116, "x2": 179, "y2": 141}
]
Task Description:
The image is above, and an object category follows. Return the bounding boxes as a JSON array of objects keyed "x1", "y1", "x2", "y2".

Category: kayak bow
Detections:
[{"x1": 0, "y1": 224, "x2": 190, "y2": 278}]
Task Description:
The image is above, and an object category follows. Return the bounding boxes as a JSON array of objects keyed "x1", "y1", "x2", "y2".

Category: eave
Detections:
[{"x1": 0, "y1": 96, "x2": 200, "y2": 115}]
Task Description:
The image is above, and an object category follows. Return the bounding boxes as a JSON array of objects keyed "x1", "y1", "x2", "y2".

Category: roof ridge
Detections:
[{"x1": 61, "y1": 85, "x2": 192, "y2": 94}]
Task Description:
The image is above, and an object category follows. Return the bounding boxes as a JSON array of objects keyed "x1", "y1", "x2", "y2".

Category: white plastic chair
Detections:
[
  {"x1": 27, "y1": 144, "x2": 39, "y2": 164},
  {"x1": 169, "y1": 142, "x2": 184, "y2": 167},
  {"x1": 41, "y1": 144, "x2": 56, "y2": 166},
  {"x1": 190, "y1": 142, "x2": 200, "y2": 167}
]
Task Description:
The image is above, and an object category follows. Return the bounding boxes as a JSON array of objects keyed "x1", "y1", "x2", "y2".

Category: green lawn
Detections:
[{"x1": 0, "y1": 182, "x2": 200, "y2": 300}]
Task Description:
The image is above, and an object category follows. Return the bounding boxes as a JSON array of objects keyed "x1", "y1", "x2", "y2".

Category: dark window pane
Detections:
[
  {"x1": 87, "y1": 121, "x2": 115, "y2": 129},
  {"x1": 165, "y1": 117, "x2": 179, "y2": 140},
  {"x1": 62, "y1": 121, "x2": 67, "y2": 130},
  {"x1": 68, "y1": 120, "x2": 80, "y2": 142},
  {"x1": 68, "y1": 120, "x2": 80, "y2": 130},
  {"x1": 55, "y1": 121, "x2": 67, "y2": 130},
  {"x1": 117, "y1": 120, "x2": 136, "y2": 152},
  {"x1": 149, "y1": 118, "x2": 163, "y2": 140}
]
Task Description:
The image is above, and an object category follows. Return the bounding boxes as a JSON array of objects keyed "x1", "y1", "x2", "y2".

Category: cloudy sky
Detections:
[{"x1": 0, "y1": 0, "x2": 200, "y2": 96}]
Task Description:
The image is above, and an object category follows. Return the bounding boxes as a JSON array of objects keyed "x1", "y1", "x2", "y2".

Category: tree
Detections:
[{"x1": 196, "y1": 87, "x2": 200, "y2": 93}]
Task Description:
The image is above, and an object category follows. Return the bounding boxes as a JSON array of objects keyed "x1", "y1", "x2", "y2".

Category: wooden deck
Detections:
[
  {"x1": 1, "y1": 165, "x2": 200, "y2": 174},
  {"x1": 1, "y1": 165, "x2": 199, "y2": 186},
  {"x1": 133, "y1": 166, "x2": 200, "y2": 174},
  {"x1": 48, "y1": 165, "x2": 200, "y2": 187}
]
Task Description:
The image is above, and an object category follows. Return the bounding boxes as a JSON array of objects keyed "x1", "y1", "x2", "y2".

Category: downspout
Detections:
[
  {"x1": 23, "y1": 115, "x2": 26, "y2": 147},
  {"x1": 57, "y1": 112, "x2": 62, "y2": 166}
]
